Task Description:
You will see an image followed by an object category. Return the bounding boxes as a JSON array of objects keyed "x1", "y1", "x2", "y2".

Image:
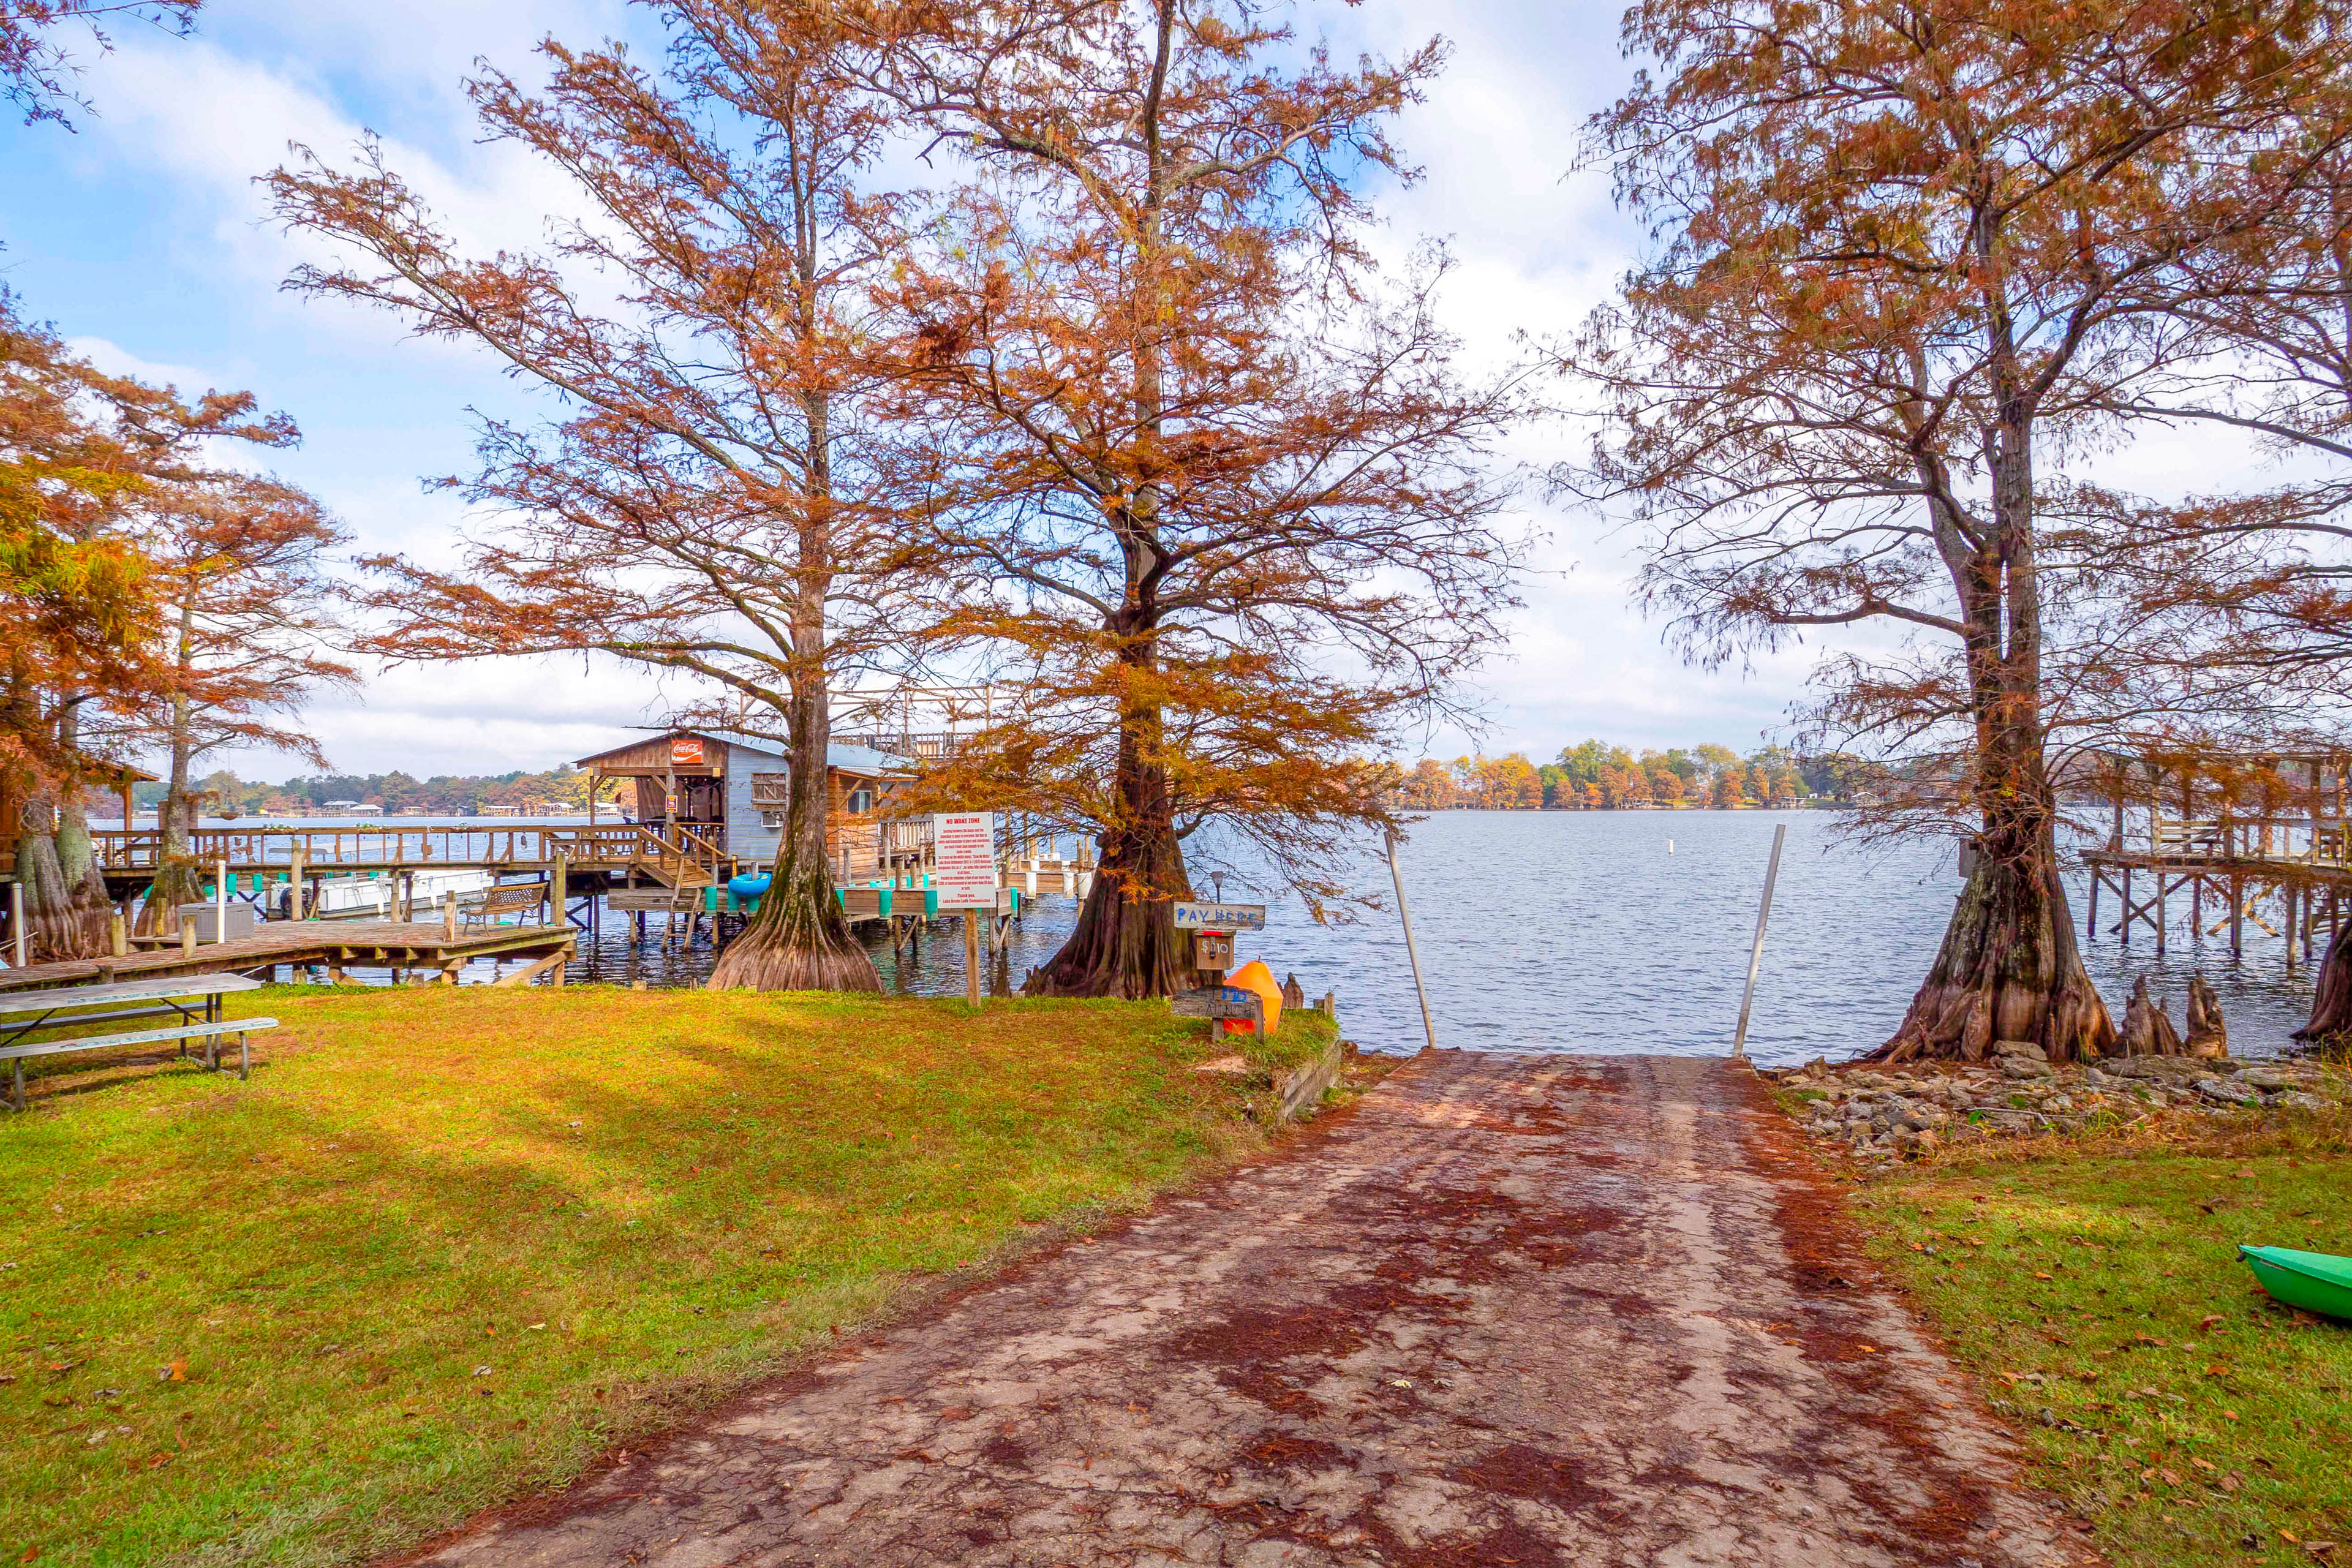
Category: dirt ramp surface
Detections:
[{"x1": 405, "y1": 1053, "x2": 2094, "y2": 1567}]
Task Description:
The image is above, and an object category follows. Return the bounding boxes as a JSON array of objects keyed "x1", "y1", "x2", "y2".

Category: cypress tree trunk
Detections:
[
  {"x1": 140, "y1": 680, "x2": 203, "y2": 935},
  {"x1": 1875, "y1": 815, "x2": 2114, "y2": 1064},
  {"x1": 707, "y1": 682, "x2": 879, "y2": 992},
  {"x1": 2297, "y1": 919, "x2": 2352, "y2": 1048},
  {"x1": 1025, "y1": 692, "x2": 1191, "y2": 999},
  {"x1": 707, "y1": 366, "x2": 880, "y2": 1000},
  {"x1": 1872, "y1": 359, "x2": 2115, "y2": 1063},
  {"x1": 1023, "y1": 124, "x2": 1193, "y2": 1002},
  {"x1": 14, "y1": 791, "x2": 108, "y2": 962}
]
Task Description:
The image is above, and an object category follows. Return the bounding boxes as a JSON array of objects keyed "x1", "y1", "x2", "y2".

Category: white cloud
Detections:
[{"x1": 54, "y1": 0, "x2": 2308, "y2": 783}]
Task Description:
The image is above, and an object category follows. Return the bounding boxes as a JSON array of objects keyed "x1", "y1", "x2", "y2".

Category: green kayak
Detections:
[{"x1": 2238, "y1": 1245, "x2": 2352, "y2": 1321}]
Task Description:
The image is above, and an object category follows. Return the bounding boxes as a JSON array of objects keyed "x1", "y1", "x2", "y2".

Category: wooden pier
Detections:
[
  {"x1": 74, "y1": 820, "x2": 1094, "y2": 902},
  {"x1": 87, "y1": 821, "x2": 725, "y2": 895},
  {"x1": 2076, "y1": 750, "x2": 2348, "y2": 971},
  {"x1": 0, "y1": 921, "x2": 578, "y2": 993},
  {"x1": 2, "y1": 805, "x2": 1099, "y2": 984}
]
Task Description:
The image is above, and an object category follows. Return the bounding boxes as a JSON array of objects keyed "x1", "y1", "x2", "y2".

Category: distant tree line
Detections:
[
  {"x1": 1392, "y1": 744, "x2": 1871, "y2": 811},
  {"x1": 118, "y1": 764, "x2": 617, "y2": 820}
]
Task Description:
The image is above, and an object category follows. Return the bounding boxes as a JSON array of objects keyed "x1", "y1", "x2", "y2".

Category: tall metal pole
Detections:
[
  {"x1": 1385, "y1": 828, "x2": 1438, "y2": 1054},
  {"x1": 1732, "y1": 824, "x2": 1788, "y2": 1060}
]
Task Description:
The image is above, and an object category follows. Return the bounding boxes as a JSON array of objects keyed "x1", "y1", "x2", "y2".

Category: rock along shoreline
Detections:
[{"x1": 1766, "y1": 1039, "x2": 2347, "y2": 1164}]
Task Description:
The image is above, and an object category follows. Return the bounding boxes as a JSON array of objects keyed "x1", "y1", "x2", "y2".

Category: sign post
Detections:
[{"x1": 933, "y1": 812, "x2": 998, "y2": 1007}]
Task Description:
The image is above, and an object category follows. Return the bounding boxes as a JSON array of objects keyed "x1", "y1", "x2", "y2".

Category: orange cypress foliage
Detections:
[
  {"x1": 1, "y1": 290, "x2": 301, "y2": 959},
  {"x1": 269, "y1": 3, "x2": 935, "y2": 991},
  {"x1": 1565, "y1": 0, "x2": 2352, "y2": 1060},
  {"x1": 127, "y1": 474, "x2": 351, "y2": 928},
  {"x1": 854, "y1": 0, "x2": 1524, "y2": 997},
  {"x1": 0, "y1": 1, "x2": 198, "y2": 130}
]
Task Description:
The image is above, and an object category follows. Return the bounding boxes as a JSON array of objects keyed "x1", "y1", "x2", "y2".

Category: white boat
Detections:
[{"x1": 309, "y1": 867, "x2": 499, "y2": 919}]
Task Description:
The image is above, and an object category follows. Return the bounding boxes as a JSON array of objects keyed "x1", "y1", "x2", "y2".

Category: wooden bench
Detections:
[
  {"x1": 464, "y1": 884, "x2": 547, "y2": 929},
  {"x1": 0, "y1": 1018, "x2": 275, "y2": 1107},
  {"x1": 2155, "y1": 820, "x2": 2227, "y2": 857},
  {"x1": 0, "y1": 974, "x2": 274, "y2": 1109}
]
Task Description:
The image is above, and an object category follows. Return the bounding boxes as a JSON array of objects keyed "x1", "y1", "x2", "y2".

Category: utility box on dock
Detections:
[{"x1": 177, "y1": 902, "x2": 257, "y2": 941}]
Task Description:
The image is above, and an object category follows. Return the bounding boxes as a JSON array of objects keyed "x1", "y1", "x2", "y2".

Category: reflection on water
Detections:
[
  {"x1": 312, "y1": 811, "x2": 2324, "y2": 1067},
  {"x1": 552, "y1": 895, "x2": 1092, "y2": 995}
]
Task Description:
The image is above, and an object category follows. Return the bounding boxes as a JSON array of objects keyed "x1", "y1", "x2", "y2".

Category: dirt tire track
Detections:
[{"x1": 398, "y1": 1052, "x2": 2097, "y2": 1567}]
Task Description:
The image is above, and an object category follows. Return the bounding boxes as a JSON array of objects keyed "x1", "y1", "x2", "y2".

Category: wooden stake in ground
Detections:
[{"x1": 1732, "y1": 824, "x2": 1788, "y2": 1060}]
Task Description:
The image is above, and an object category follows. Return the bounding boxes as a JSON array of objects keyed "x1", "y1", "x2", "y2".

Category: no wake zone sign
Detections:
[{"x1": 932, "y1": 812, "x2": 999, "y2": 910}]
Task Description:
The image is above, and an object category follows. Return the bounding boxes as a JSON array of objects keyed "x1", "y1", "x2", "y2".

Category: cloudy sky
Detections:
[{"x1": 0, "y1": 0, "x2": 1834, "y2": 781}]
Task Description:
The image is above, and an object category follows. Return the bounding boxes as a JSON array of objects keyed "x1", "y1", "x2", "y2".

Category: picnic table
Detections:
[{"x1": 0, "y1": 973, "x2": 276, "y2": 1109}]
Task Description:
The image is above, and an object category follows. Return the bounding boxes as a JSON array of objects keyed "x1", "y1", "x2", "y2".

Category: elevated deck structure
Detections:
[
  {"x1": 91, "y1": 820, "x2": 725, "y2": 894},
  {"x1": 2077, "y1": 750, "x2": 2348, "y2": 971}
]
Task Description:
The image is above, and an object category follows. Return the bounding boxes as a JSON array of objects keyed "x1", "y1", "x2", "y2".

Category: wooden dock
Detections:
[
  {"x1": 2074, "y1": 747, "x2": 2349, "y2": 970},
  {"x1": 0, "y1": 921, "x2": 577, "y2": 993},
  {"x1": 2083, "y1": 849, "x2": 2346, "y2": 969},
  {"x1": 86, "y1": 821, "x2": 724, "y2": 894},
  {"x1": 65, "y1": 821, "x2": 1094, "y2": 902}
]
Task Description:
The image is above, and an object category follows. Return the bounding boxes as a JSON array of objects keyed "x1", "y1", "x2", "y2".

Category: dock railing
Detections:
[{"x1": 89, "y1": 821, "x2": 736, "y2": 888}]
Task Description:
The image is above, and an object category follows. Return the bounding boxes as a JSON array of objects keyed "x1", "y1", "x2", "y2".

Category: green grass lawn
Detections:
[
  {"x1": 0, "y1": 984, "x2": 1338, "y2": 1567},
  {"x1": 1853, "y1": 1109, "x2": 2352, "y2": 1567}
]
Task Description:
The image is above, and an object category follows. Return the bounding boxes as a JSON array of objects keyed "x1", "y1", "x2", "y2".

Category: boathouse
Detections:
[{"x1": 571, "y1": 729, "x2": 913, "y2": 873}]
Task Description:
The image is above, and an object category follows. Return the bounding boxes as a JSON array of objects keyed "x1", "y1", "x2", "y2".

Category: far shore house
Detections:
[{"x1": 571, "y1": 728, "x2": 916, "y2": 876}]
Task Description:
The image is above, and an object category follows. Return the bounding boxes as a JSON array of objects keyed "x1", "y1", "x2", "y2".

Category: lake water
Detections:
[
  {"x1": 551, "y1": 809, "x2": 2321, "y2": 1065},
  {"x1": 215, "y1": 809, "x2": 2321, "y2": 1065}
]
